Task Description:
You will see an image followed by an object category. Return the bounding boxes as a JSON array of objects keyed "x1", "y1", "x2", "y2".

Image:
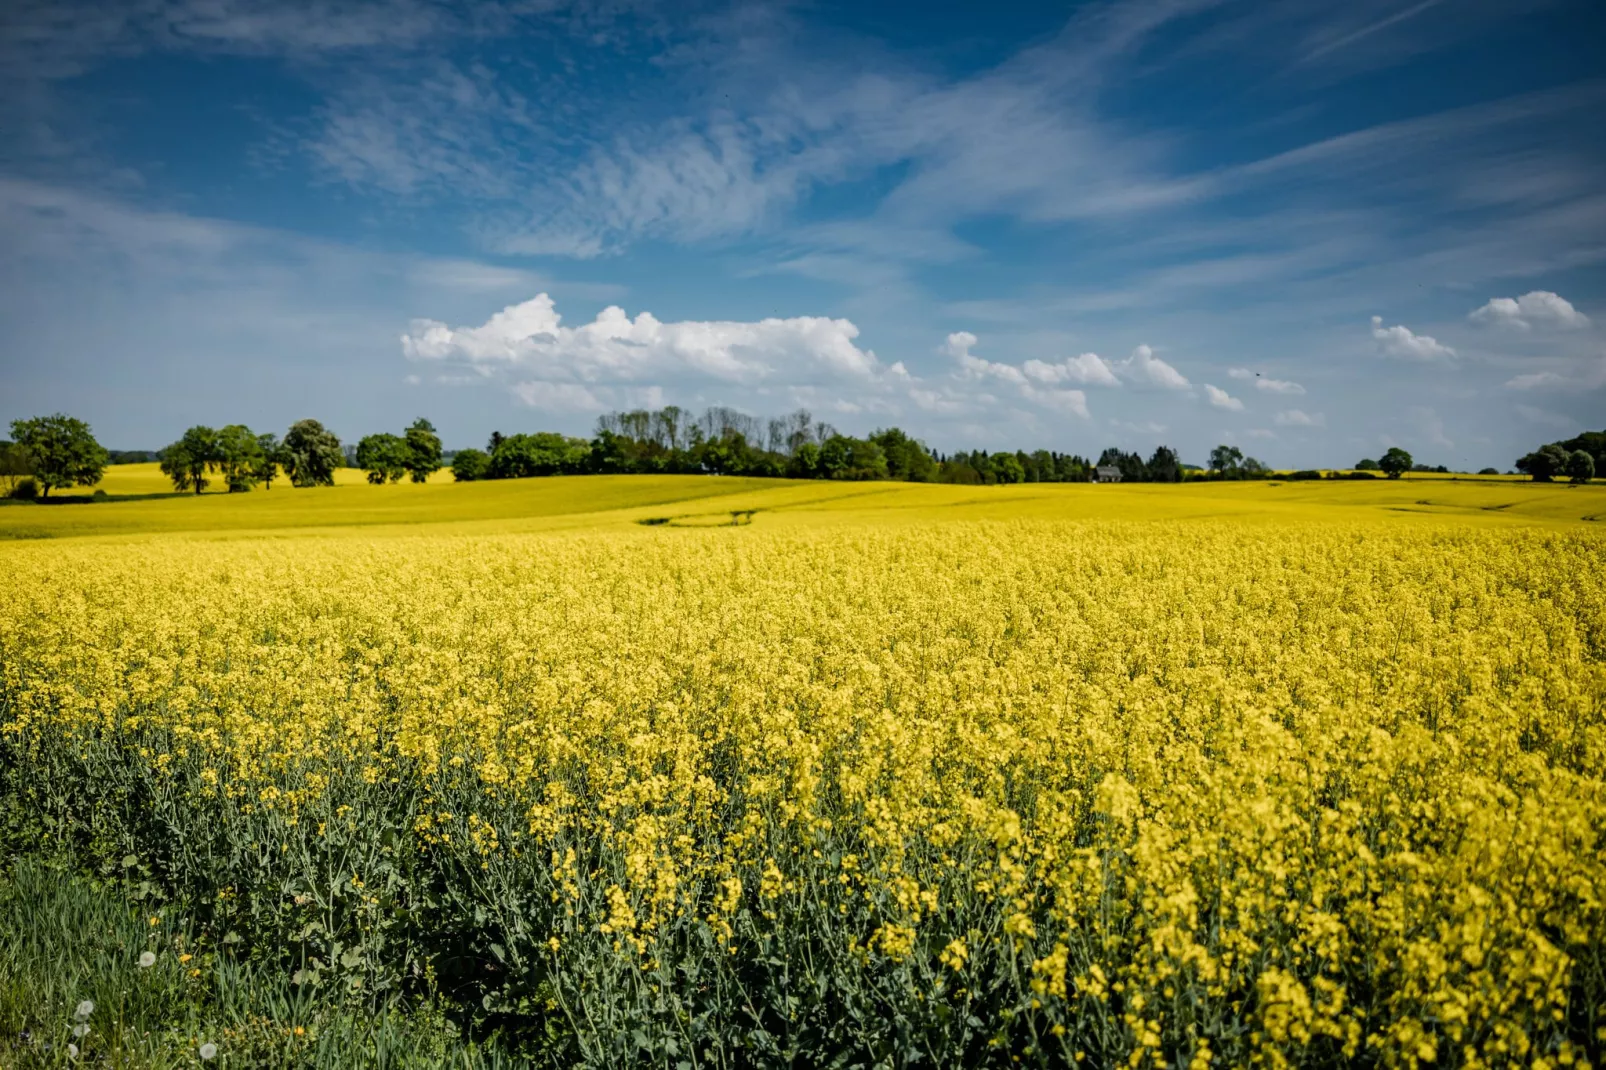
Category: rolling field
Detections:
[{"x1": 1, "y1": 474, "x2": 1603, "y2": 1066}]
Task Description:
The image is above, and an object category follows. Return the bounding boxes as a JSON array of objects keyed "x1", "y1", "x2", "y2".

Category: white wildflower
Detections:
[
  {"x1": 75, "y1": 1000, "x2": 94, "y2": 1019},
  {"x1": 73, "y1": 1023, "x2": 90, "y2": 1038},
  {"x1": 199, "y1": 1041, "x2": 218, "y2": 1060},
  {"x1": 138, "y1": 951, "x2": 156, "y2": 968}
]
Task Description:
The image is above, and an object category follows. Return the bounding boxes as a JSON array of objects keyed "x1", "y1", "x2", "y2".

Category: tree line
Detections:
[
  {"x1": 448, "y1": 407, "x2": 1117, "y2": 485},
  {"x1": 1515, "y1": 430, "x2": 1601, "y2": 484}
]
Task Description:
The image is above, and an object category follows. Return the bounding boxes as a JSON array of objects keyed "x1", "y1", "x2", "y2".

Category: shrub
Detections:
[{"x1": 9, "y1": 477, "x2": 39, "y2": 500}]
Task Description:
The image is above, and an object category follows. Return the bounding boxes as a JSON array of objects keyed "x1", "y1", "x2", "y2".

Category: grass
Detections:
[
  {"x1": 0, "y1": 859, "x2": 520, "y2": 1068},
  {"x1": 2, "y1": 465, "x2": 1600, "y2": 542}
]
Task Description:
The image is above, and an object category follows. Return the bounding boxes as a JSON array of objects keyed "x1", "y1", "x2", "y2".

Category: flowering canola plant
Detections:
[{"x1": 1, "y1": 518, "x2": 1603, "y2": 1067}]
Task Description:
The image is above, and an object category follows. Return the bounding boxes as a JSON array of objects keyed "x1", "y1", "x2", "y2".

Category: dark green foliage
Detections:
[
  {"x1": 1146, "y1": 445, "x2": 1182, "y2": 483},
  {"x1": 404, "y1": 419, "x2": 444, "y2": 483},
  {"x1": 1379, "y1": 447, "x2": 1413, "y2": 479},
  {"x1": 1568, "y1": 449, "x2": 1595, "y2": 484},
  {"x1": 253, "y1": 433, "x2": 284, "y2": 489},
  {"x1": 0, "y1": 439, "x2": 32, "y2": 497},
  {"x1": 159, "y1": 425, "x2": 220, "y2": 494},
  {"x1": 1355, "y1": 458, "x2": 1380, "y2": 471},
  {"x1": 8, "y1": 415, "x2": 108, "y2": 498},
  {"x1": 216, "y1": 424, "x2": 265, "y2": 492},
  {"x1": 1209, "y1": 444, "x2": 1243, "y2": 477},
  {"x1": 1517, "y1": 443, "x2": 1570, "y2": 483},
  {"x1": 451, "y1": 449, "x2": 490, "y2": 482},
  {"x1": 869, "y1": 427, "x2": 937, "y2": 482},
  {"x1": 282, "y1": 420, "x2": 344, "y2": 488},
  {"x1": 9, "y1": 476, "x2": 39, "y2": 500},
  {"x1": 356, "y1": 433, "x2": 411, "y2": 484},
  {"x1": 1478, "y1": 467, "x2": 1500, "y2": 476},
  {"x1": 488, "y1": 432, "x2": 592, "y2": 478}
]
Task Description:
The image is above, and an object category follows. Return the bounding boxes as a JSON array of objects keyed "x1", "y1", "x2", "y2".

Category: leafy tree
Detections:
[
  {"x1": 160, "y1": 425, "x2": 220, "y2": 495},
  {"x1": 818, "y1": 435, "x2": 888, "y2": 480},
  {"x1": 9, "y1": 414, "x2": 108, "y2": 498},
  {"x1": 788, "y1": 442, "x2": 822, "y2": 479},
  {"x1": 451, "y1": 448, "x2": 489, "y2": 482},
  {"x1": 356, "y1": 433, "x2": 410, "y2": 484},
  {"x1": 1567, "y1": 449, "x2": 1595, "y2": 484},
  {"x1": 1208, "y1": 444, "x2": 1243, "y2": 478},
  {"x1": 489, "y1": 433, "x2": 591, "y2": 479},
  {"x1": 1378, "y1": 447, "x2": 1413, "y2": 479},
  {"x1": 1147, "y1": 445, "x2": 1182, "y2": 483},
  {"x1": 253, "y1": 433, "x2": 283, "y2": 489},
  {"x1": 992, "y1": 453, "x2": 1026, "y2": 484},
  {"x1": 1355, "y1": 458, "x2": 1380, "y2": 471},
  {"x1": 1242, "y1": 457, "x2": 1268, "y2": 476},
  {"x1": 1516, "y1": 443, "x2": 1570, "y2": 483},
  {"x1": 869, "y1": 427, "x2": 937, "y2": 482},
  {"x1": 1477, "y1": 467, "x2": 1499, "y2": 476},
  {"x1": 216, "y1": 424, "x2": 265, "y2": 492},
  {"x1": 0, "y1": 439, "x2": 32, "y2": 496},
  {"x1": 403, "y1": 418, "x2": 443, "y2": 483},
  {"x1": 282, "y1": 419, "x2": 344, "y2": 487}
]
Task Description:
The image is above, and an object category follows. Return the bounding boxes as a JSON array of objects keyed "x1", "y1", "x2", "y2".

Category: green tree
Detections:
[
  {"x1": 1567, "y1": 449, "x2": 1595, "y2": 484},
  {"x1": 282, "y1": 420, "x2": 343, "y2": 487},
  {"x1": 216, "y1": 424, "x2": 265, "y2": 492},
  {"x1": 253, "y1": 433, "x2": 283, "y2": 489},
  {"x1": 991, "y1": 453, "x2": 1026, "y2": 484},
  {"x1": 1378, "y1": 446, "x2": 1413, "y2": 479},
  {"x1": 356, "y1": 433, "x2": 410, "y2": 484},
  {"x1": 1147, "y1": 445, "x2": 1182, "y2": 483},
  {"x1": 160, "y1": 426, "x2": 220, "y2": 494},
  {"x1": 1516, "y1": 443, "x2": 1570, "y2": 483},
  {"x1": 869, "y1": 427, "x2": 937, "y2": 482},
  {"x1": 9, "y1": 414, "x2": 108, "y2": 498},
  {"x1": 1355, "y1": 458, "x2": 1380, "y2": 471},
  {"x1": 451, "y1": 448, "x2": 489, "y2": 482},
  {"x1": 1208, "y1": 444, "x2": 1243, "y2": 478},
  {"x1": 403, "y1": 418, "x2": 443, "y2": 483},
  {"x1": 488, "y1": 433, "x2": 591, "y2": 479},
  {"x1": 0, "y1": 439, "x2": 32, "y2": 497}
]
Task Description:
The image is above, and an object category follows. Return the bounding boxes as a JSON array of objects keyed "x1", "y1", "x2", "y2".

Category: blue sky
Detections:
[{"x1": 2, "y1": 0, "x2": 1603, "y2": 468}]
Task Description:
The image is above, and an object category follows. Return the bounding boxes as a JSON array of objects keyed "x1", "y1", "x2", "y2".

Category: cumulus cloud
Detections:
[
  {"x1": 1274, "y1": 409, "x2": 1325, "y2": 427},
  {"x1": 1370, "y1": 316, "x2": 1456, "y2": 361},
  {"x1": 402, "y1": 293, "x2": 885, "y2": 410},
  {"x1": 1022, "y1": 352, "x2": 1121, "y2": 387},
  {"x1": 1469, "y1": 291, "x2": 1590, "y2": 330},
  {"x1": 1204, "y1": 384, "x2": 1244, "y2": 411},
  {"x1": 943, "y1": 332, "x2": 1090, "y2": 417},
  {"x1": 1119, "y1": 344, "x2": 1191, "y2": 390}
]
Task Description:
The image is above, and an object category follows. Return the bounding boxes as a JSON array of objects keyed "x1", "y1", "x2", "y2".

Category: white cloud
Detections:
[
  {"x1": 1256, "y1": 377, "x2": 1305, "y2": 395},
  {"x1": 1119, "y1": 344, "x2": 1191, "y2": 390},
  {"x1": 1274, "y1": 409, "x2": 1325, "y2": 427},
  {"x1": 1469, "y1": 290, "x2": 1590, "y2": 330},
  {"x1": 1204, "y1": 384, "x2": 1244, "y2": 411},
  {"x1": 403, "y1": 293, "x2": 886, "y2": 410},
  {"x1": 1503, "y1": 355, "x2": 1606, "y2": 391},
  {"x1": 1021, "y1": 351, "x2": 1121, "y2": 387},
  {"x1": 1227, "y1": 367, "x2": 1305, "y2": 394},
  {"x1": 1370, "y1": 316, "x2": 1456, "y2": 360},
  {"x1": 942, "y1": 331, "x2": 1090, "y2": 417}
]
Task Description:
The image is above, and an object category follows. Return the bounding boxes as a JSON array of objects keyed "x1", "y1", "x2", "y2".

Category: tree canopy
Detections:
[{"x1": 10, "y1": 414, "x2": 108, "y2": 498}]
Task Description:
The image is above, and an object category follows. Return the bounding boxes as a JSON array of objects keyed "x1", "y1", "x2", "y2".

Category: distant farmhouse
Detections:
[{"x1": 1093, "y1": 465, "x2": 1123, "y2": 483}]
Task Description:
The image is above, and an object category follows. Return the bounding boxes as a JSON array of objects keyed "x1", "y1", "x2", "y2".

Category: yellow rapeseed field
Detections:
[{"x1": 1, "y1": 478, "x2": 1603, "y2": 1066}]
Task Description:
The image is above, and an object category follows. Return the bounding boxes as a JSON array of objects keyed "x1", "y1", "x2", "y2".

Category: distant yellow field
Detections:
[{"x1": 3, "y1": 464, "x2": 1601, "y2": 541}]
